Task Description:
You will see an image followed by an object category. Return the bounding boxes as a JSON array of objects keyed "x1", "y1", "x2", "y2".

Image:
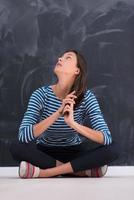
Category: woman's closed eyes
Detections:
[{"x1": 66, "y1": 56, "x2": 72, "y2": 59}]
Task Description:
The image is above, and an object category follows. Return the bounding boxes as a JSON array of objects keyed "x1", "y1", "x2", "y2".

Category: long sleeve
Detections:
[
  {"x1": 18, "y1": 87, "x2": 46, "y2": 143},
  {"x1": 84, "y1": 90, "x2": 112, "y2": 145}
]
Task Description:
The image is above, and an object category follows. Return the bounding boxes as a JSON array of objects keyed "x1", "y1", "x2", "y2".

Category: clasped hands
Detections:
[{"x1": 58, "y1": 91, "x2": 77, "y2": 126}]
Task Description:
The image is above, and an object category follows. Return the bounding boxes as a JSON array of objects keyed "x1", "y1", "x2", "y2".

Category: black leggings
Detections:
[{"x1": 10, "y1": 140, "x2": 119, "y2": 173}]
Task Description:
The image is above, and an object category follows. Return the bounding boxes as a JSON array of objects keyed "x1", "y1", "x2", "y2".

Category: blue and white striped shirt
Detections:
[{"x1": 18, "y1": 85, "x2": 112, "y2": 146}]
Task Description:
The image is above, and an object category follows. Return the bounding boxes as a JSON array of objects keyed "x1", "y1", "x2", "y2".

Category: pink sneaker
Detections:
[
  {"x1": 62, "y1": 165, "x2": 108, "y2": 177},
  {"x1": 19, "y1": 161, "x2": 40, "y2": 178},
  {"x1": 86, "y1": 165, "x2": 108, "y2": 177}
]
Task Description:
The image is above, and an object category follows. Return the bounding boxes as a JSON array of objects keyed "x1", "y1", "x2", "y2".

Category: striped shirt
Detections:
[{"x1": 18, "y1": 85, "x2": 112, "y2": 146}]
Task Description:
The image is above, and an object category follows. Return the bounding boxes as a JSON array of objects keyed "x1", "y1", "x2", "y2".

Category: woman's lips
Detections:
[{"x1": 56, "y1": 62, "x2": 62, "y2": 67}]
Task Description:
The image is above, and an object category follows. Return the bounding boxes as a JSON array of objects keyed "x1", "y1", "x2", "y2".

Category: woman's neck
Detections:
[{"x1": 52, "y1": 81, "x2": 73, "y2": 100}]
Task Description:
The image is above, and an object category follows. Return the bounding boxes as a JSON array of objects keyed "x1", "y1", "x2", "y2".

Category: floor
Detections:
[{"x1": 0, "y1": 166, "x2": 134, "y2": 200}]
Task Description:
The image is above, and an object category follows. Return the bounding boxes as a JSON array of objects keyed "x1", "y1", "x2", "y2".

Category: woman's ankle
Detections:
[{"x1": 56, "y1": 160, "x2": 63, "y2": 167}]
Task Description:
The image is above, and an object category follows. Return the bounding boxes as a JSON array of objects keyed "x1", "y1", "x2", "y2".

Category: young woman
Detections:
[{"x1": 10, "y1": 50, "x2": 119, "y2": 178}]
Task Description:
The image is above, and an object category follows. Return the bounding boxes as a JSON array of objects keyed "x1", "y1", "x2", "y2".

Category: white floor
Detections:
[{"x1": 0, "y1": 167, "x2": 134, "y2": 200}]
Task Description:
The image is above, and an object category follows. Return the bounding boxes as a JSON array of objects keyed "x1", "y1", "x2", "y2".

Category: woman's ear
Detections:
[{"x1": 75, "y1": 68, "x2": 80, "y2": 75}]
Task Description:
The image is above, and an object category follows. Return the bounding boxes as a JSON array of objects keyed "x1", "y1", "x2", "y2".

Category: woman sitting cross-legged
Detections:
[{"x1": 10, "y1": 49, "x2": 119, "y2": 178}]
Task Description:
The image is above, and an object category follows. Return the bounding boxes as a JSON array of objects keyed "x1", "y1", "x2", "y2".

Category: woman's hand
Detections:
[
  {"x1": 63, "y1": 100, "x2": 75, "y2": 126},
  {"x1": 58, "y1": 91, "x2": 77, "y2": 125}
]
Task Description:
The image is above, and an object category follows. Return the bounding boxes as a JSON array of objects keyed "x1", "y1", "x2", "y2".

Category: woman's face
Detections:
[{"x1": 54, "y1": 51, "x2": 80, "y2": 77}]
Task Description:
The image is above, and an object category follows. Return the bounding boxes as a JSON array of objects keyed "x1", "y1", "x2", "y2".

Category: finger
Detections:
[
  {"x1": 66, "y1": 94, "x2": 77, "y2": 100},
  {"x1": 70, "y1": 101, "x2": 74, "y2": 108},
  {"x1": 63, "y1": 99, "x2": 75, "y2": 105},
  {"x1": 64, "y1": 105, "x2": 70, "y2": 109},
  {"x1": 64, "y1": 99, "x2": 75, "y2": 103},
  {"x1": 64, "y1": 104, "x2": 71, "y2": 111},
  {"x1": 67, "y1": 91, "x2": 77, "y2": 97},
  {"x1": 63, "y1": 107, "x2": 70, "y2": 115},
  {"x1": 64, "y1": 101, "x2": 75, "y2": 106},
  {"x1": 69, "y1": 101, "x2": 74, "y2": 109},
  {"x1": 68, "y1": 92, "x2": 76, "y2": 97},
  {"x1": 63, "y1": 102, "x2": 74, "y2": 115},
  {"x1": 71, "y1": 95, "x2": 77, "y2": 99},
  {"x1": 64, "y1": 102, "x2": 74, "y2": 110},
  {"x1": 70, "y1": 90, "x2": 76, "y2": 94}
]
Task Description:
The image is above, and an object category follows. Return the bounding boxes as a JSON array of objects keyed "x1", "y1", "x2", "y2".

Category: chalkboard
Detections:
[{"x1": 0, "y1": 0, "x2": 134, "y2": 166}]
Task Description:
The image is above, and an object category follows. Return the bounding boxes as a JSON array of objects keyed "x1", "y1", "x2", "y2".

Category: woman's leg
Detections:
[
  {"x1": 10, "y1": 140, "x2": 57, "y2": 169},
  {"x1": 39, "y1": 162, "x2": 74, "y2": 178},
  {"x1": 10, "y1": 140, "x2": 119, "y2": 178},
  {"x1": 37, "y1": 142, "x2": 119, "y2": 178},
  {"x1": 70, "y1": 141, "x2": 119, "y2": 173}
]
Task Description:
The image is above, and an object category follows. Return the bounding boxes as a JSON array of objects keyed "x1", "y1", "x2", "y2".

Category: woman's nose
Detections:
[{"x1": 58, "y1": 57, "x2": 62, "y2": 62}]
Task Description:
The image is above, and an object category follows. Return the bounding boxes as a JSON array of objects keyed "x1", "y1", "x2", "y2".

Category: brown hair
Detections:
[{"x1": 64, "y1": 49, "x2": 88, "y2": 108}]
